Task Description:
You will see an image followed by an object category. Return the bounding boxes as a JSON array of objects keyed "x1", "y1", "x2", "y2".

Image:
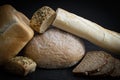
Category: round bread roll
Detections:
[{"x1": 24, "y1": 28, "x2": 85, "y2": 69}]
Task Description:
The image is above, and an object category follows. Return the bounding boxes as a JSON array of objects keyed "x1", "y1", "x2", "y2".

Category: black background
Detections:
[{"x1": 0, "y1": 0, "x2": 120, "y2": 80}]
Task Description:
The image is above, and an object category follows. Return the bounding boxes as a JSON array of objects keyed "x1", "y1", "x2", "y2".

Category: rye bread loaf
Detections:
[
  {"x1": 4, "y1": 56, "x2": 37, "y2": 76},
  {"x1": 30, "y1": 6, "x2": 56, "y2": 33},
  {"x1": 24, "y1": 28, "x2": 85, "y2": 69},
  {"x1": 0, "y1": 4, "x2": 34, "y2": 65},
  {"x1": 90, "y1": 53, "x2": 115, "y2": 76},
  {"x1": 73, "y1": 51, "x2": 107, "y2": 75},
  {"x1": 110, "y1": 58, "x2": 120, "y2": 77}
]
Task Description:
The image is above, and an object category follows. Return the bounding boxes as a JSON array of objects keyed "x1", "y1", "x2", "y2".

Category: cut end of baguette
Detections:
[{"x1": 30, "y1": 6, "x2": 56, "y2": 33}]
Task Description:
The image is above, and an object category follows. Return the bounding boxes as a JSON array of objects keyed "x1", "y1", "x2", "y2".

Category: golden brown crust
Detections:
[{"x1": 0, "y1": 4, "x2": 34, "y2": 65}]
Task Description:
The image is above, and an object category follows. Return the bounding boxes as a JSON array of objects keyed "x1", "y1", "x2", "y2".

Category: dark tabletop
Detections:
[{"x1": 0, "y1": 0, "x2": 120, "y2": 80}]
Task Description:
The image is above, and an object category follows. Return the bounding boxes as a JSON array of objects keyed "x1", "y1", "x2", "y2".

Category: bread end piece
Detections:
[
  {"x1": 30, "y1": 6, "x2": 56, "y2": 33},
  {"x1": 4, "y1": 56, "x2": 37, "y2": 76}
]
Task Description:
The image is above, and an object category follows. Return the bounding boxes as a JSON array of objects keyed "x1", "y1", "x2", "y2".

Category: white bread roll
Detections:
[
  {"x1": 0, "y1": 5, "x2": 34, "y2": 65},
  {"x1": 24, "y1": 28, "x2": 85, "y2": 69}
]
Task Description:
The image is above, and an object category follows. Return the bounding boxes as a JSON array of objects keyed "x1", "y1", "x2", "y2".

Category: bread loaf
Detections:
[
  {"x1": 0, "y1": 4, "x2": 34, "y2": 65},
  {"x1": 73, "y1": 51, "x2": 107, "y2": 75},
  {"x1": 4, "y1": 56, "x2": 37, "y2": 76},
  {"x1": 73, "y1": 51, "x2": 120, "y2": 77},
  {"x1": 52, "y1": 8, "x2": 120, "y2": 53},
  {"x1": 90, "y1": 53, "x2": 114, "y2": 76},
  {"x1": 110, "y1": 58, "x2": 120, "y2": 77},
  {"x1": 24, "y1": 28, "x2": 85, "y2": 69}
]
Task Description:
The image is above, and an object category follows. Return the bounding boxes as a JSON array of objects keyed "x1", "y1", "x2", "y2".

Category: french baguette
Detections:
[{"x1": 52, "y1": 8, "x2": 120, "y2": 53}]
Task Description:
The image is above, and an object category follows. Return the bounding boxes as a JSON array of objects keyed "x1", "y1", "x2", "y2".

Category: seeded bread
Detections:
[
  {"x1": 30, "y1": 6, "x2": 56, "y2": 33},
  {"x1": 73, "y1": 51, "x2": 107, "y2": 75},
  {"x1": 0, "y1": 4, "x2": 34, "y2": 65},
  {"x1": 4, "y1": 56, "x2": 37, "y2": 76},
  {"x1": 24, "y1": 28, "x2": 85, "y2": 69}
]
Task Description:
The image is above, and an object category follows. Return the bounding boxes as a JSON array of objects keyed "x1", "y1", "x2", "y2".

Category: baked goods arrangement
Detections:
[{"x1": 0, "y1": 4, "x2": 120, "y2": 77}]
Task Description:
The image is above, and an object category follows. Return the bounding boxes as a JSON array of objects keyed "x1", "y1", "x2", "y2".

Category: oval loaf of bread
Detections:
[{"x1": 24, "y1": 28, "x2": 85, "y2": 69}]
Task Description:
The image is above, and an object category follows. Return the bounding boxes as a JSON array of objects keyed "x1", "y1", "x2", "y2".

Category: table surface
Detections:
[{"x1": 0, "y1": 0, "x2": 120, "y2": 80}]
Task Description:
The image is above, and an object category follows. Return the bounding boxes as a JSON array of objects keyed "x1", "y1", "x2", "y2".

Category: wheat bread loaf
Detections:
[
  {"x1": 73, "y1": 51, "x2": 108, "y2": 75},
  {"x1": 110, "y1": 58, "x2": 120, "y2": 77},
  {"x1": 90, "y1": 53, "x2": 115, "y2": 76},
  {"x1": 24, "y1": 28, "x2": 85, "y2": 69}
]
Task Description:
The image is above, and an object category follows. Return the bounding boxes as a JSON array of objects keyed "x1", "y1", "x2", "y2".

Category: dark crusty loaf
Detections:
[
  {"x1": 90, "y1": 53, "x2": 115, "y2": 76},
  {"x1": 4, "y1": 56, "x2": 37, "y2": 76},
  {"x1": 110, "y1": 58, "x2": 120, "y2": 77},
  {"x1": 30, "y1": 6, "x2": 56, "y2": 33},
  {"x1": 73, "y1": 51, "x2": 120, "y2": 77},
  {"x1": 73, "y1": 51, "x2": 107, "y2": 75}
]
